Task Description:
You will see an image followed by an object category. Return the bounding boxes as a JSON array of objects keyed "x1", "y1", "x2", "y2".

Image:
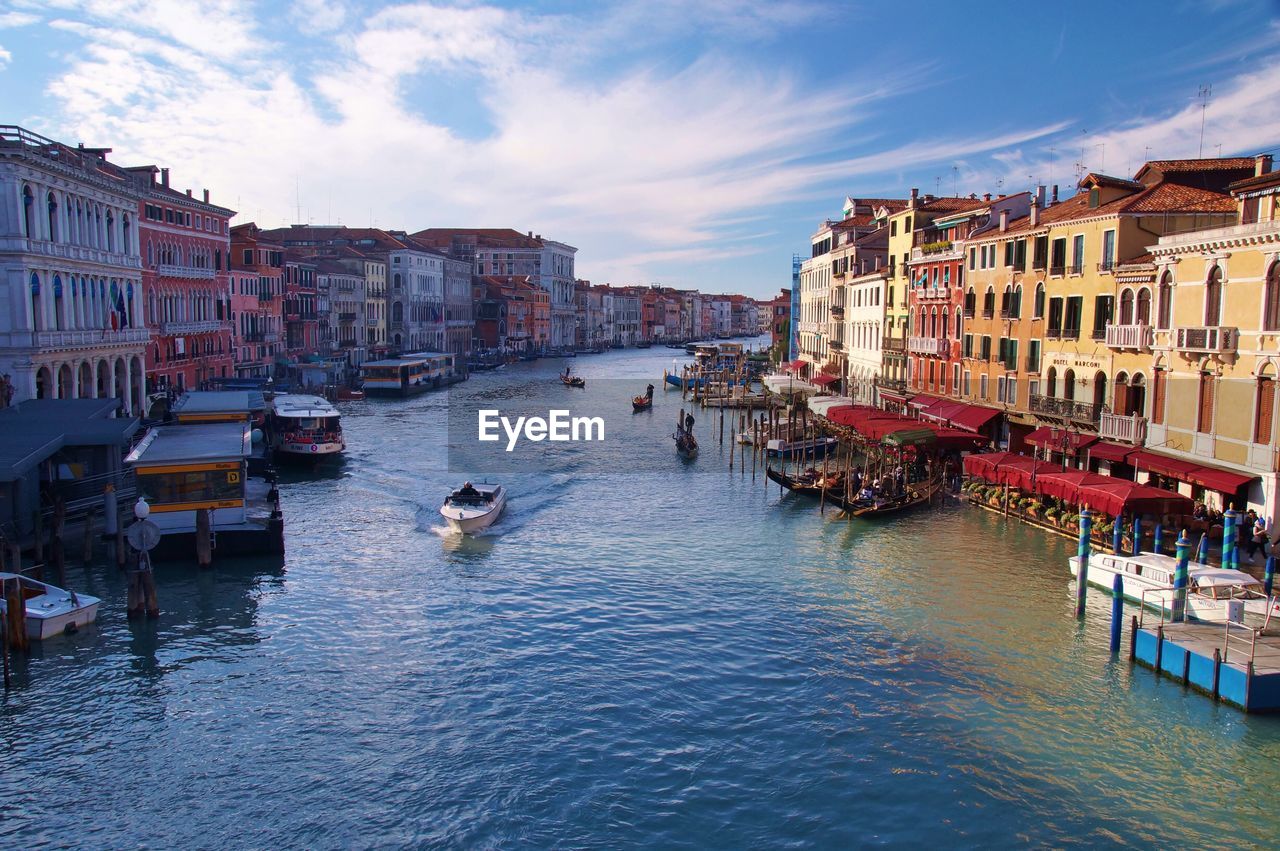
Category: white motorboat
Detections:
[
  {"x1": 439, "y1": 482, "x2": 506, "y2": 534},
  {"x1": 0, "y1": 573, "x2": 100, "y2": 639},
  {"x1": 269, "y1": 394, "x2": 345, "y2": 459},
  {"x1": 1067, "y1": 552, "x2": 1280, "y2": 628}
]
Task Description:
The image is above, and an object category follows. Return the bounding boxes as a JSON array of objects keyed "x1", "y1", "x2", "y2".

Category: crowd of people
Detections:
[{"x1": 1190, "y1": 503, "x2": 1270, "y2": 563}]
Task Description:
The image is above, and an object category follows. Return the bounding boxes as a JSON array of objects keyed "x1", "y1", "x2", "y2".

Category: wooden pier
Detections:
[{"x1": 1132, "y1": 619, "x2": 1280, "y2": 712}]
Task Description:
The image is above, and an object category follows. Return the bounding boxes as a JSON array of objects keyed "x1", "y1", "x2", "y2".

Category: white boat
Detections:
[
  {"x1": 270, "y1": 394, "x2": 345, "y2": 459},
  {"x1": 0, "y1": 573, "x2": 100, "y2": 639},
  {"x1": 1067, "y1": 552, "x2": 1280, "y2": 628},
  {"x1": 439, "y1": 483, "x2": 506, "y2": 534}
]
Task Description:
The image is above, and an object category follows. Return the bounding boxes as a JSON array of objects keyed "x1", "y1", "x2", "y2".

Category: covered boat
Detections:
[{"x1": 269, "y1": 394, "x2": 345, "y2": 460}]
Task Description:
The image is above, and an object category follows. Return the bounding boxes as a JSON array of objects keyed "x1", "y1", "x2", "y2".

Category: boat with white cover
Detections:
[
  {"x1": 1067, "y1": 552, "x2": 1280, "y2": 628},
  {"x1": 765, "y1": 436, "x2": 838, "y2": 459},
  {"x1": 0, "y1": 573, "x2": 100, "y2": 639},
  {"x1": 439, "y1": 482, "x2": 506, "y2": 534},
  {"x1": 269, "y1": 394, "x2": 345, "y2": 459}
]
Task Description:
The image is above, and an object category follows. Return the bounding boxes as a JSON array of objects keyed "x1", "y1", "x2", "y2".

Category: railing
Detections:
[
  {"x1": 158, "y1": 320, "x2": 225, "y2": 335},
  {"x1": 0, "y1": 237, "x2": 142, "y2": 269},
  {"x1": 34, "y1": 327, "x2": 150, "y2": 347},
  {"x1": 243, "y1": 332, "x2": 265, "y2": 343},
  {"x1": 1046, "y1": 327, "x2": 1080, "y2": 340},
  {"x1": 1174, "y1": 325, "x2": 1238, "y2": 354},
  {"x1": 1105, "y1": 323, "x2": 1154, "y2": 350},
  {"x1": 876, "y1": 377, "x2": 907, "y2": 392},
  {"x1": 1049, "y1": 264, "x2": 1065, "y2": 276},
  {"x1": 1098, "y1": 259, "x2": 1116, "y2": 273},
  {"x1": 1069, "y1": 262, "x2": 1083, "y2": 275},
  {"x1": 1029, "y1": 394, "x2": 1102, "y2": 424},
  {"x1": 881, "y1": 337, "x2": 905, "y2": 353},
  {"x1": 1090, "y1": 328, "x2": 1107, "y2": 341},
  {"x1": 981, "y1": 307, "x2": 995, "y2": 319},
  {"x1": 1098, "y1": 411, "x2": 1148, "y2": 444},
  {"x1": 157, "y1": 263, "x2": 216, "y2": 280},
  {"x1": 907, "y1": 336, "x2": 947, "y2": 355},
  {"x1": 338, "y1": 312, "x2": 357, "y2": 323},
  {"x1": 963, "y1": 306, "x2": 975, "y2": 318}
]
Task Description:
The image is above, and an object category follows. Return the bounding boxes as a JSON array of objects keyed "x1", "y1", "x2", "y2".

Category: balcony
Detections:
[
  {"x1": 963, "y1": 306, "x2": 975, "y2": 318},
  {"x1": 830, "y1": 305, "x2": 844, "y2": 317},
  {"x1": 1104, "y1": 323, "x2": 1153, "y2": 351},
  {"x1": 158, "y1": 320, "x2": 225, "y2": 335},
  {"x1": 1069, "y1": 262, "x2": 1083, "y2": 275},
  {"x1": 1029, "y1": 394, "x2": 1102, "y2": 425},
  {"x1": 34, "y1": 327, "x2": 149, "y2": 348},
  {"x1": 1098, "y1": 412, "x2": 1148, "y2": 445},
  {"x1": 338, "y1": 312, "x2": 357, "y2": 323},
  {"x1": 908, "y1": 336, "x2": 947, "y2": 356},
  {"x1": 1049, "y1": 264, "x2": 1065, "y2": 276},
  {"x1": 981, "y1": 308, "x2": 995, "y2": 319},
  {"x1": 157, "y1": 263, "x2": 216, "y2": 280},
  {"x1": 1098, "y1": 259, "x2": 1116, "y2": 273},
  {"x1": 3, "y1": 237, "x2": 141, "y2": 270},
  {"x1": 1174, "y1": 325, "x2": 1237, "y2": 355},
  {"x1": 1046, "y1": 327, "x2": 1080, "y2": 340},
  {"x1": 881, "y1": 336, "x2": 905, "y2": 353}
]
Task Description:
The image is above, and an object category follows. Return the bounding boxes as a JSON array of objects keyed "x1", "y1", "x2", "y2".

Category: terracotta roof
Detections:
[
  {"x1": 1229, "y1": 170, "x2": 1280, "y2": 194},
  {"x1": 1133, "y1": 158, "x2": 1256, "y2": 191},
  {"x1": 256, "y1": 225, "x2": 411, "y2": 252},
  {"x1": 1117, "y1": 252, "x2": 1155, "y2": 267},
  {"x1": 412, "y1": 228, "x2": 545, "y2": 249},
  {"x1": 1119, "y1": 182, "x2": 1236, "y2": 214},
  {"x1": 918, "y1": 196, "x2": 989, "y2": 214},
  {"x1": 1080, "y1": 172, "x2": 1145, "y2": 191}
]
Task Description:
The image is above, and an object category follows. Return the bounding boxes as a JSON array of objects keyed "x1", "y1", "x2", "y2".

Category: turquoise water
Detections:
[{"x1": 2, "y1": 342, "x2": 1278, "y2": 847}]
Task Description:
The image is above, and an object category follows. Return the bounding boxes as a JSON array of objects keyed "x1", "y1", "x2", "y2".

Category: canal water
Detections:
[{"x1": 3, "y1": 341, "x2": 1279, "y2": 847}]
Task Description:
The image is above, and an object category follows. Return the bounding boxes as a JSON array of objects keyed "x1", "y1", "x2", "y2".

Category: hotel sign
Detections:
[{"x1": 1049, "y1": 354, "x2": 1105, "y2": 371}]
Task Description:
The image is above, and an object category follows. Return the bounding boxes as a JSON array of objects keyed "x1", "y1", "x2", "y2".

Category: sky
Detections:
[{"x1": 2, "y1": 0, "x2": 1280, "y2": 298}]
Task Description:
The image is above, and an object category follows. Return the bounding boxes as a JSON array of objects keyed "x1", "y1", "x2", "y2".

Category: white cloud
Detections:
[
  {"x1": 0, "y1": 11, "x2": 40, "y2": 27},
  {"x1": 0, "y1": 45, "x2": 10, "y2": 69},
  {"x1": 290, "y1": 0, "x2": 348, "y2": 36},
  {"x1": 31, "y1": 0, "x2": 1074, "y2": 289}
]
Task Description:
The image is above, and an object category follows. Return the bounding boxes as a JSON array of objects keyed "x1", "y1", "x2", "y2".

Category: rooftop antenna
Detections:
[
  {"x1": 952, "y1": 165, "x2": 959, "y2": 196},
  {"x1": 1048, "y1": 145, "x2": 1055, "y2": 190},
  {"x1": 1215, "y1": 143, "x2": 1223, "y2": 158},
  {"x1": 934, "y1": 175, "x2": 941, "y2": 195},
  {"x1": 294, "y1": 176, "x2": 301, "y2": 225},
  {"x1": 1197, "y1": 83, "x2": 1212, "y2": 157}
]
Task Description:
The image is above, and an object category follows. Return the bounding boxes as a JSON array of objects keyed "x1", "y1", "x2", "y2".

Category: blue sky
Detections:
[{"x1": 2, "y1": 0, "x2": 1279, "y2": 298}]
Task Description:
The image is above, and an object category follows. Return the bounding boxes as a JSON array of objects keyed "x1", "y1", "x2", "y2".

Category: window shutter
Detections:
[
  {"x1": 1152, "y1": 370, "x2": 1166, "y2": 424},
  {"x1": 1198, "y1": 373, "x2": 1215, "y2": 433},
  {"x1": 1256, "y1": 379, "x2": 1276, "y2": 444}
]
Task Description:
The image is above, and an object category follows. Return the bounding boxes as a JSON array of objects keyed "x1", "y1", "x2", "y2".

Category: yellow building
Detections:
[{"x1": 1146, "y1": 154, "x2": 1280, "y2": 525}]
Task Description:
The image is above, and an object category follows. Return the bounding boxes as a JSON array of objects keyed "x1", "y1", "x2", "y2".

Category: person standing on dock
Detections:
[{"x1": 1249, "y1": 512, "x2": 1269, "y2": 563}]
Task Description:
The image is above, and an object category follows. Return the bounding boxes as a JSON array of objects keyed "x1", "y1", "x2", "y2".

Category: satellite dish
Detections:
[{"x1": 126, "y1": 519, "x2": 161, "y2": 552}]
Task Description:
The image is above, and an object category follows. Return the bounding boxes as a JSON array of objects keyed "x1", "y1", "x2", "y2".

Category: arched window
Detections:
[
  {"x1": 1063, "y1": 368, "x2": 1076, "y2": 401},
  {"x1": 941, "y1": 308, "x2": 949, "y2": 339},
  {"x1": 1119, "y1": 287, "x2": 1134, "y2": 324},
  {"x1": 1205, "y1": 266, "x2": 1223, "y2": 326},
  {"x1": 1157, "y1": 272, "x2": 1173, "y2": 329},
  {"x1": 29, "y1": 272, "x2": 41, "y2": 331},
  {"x1": 1011, "y1": 285, "x2": 1022, "y2": 318},
  {"x1": 1001, "y1": 284, "x2": 1012, "y2": 316},
  {"x1": 1129, "y1": 373, "x2": 1146, "y2": 418},
  {"x1": 1264, "y1": 264, "x2": 1280, "y2": 332},
  {"x1": 106, "y1": 210, "x2": 115, "y2": 252},
  {"x1": 1114, "y1": 371, "x2": 1129, "y2": 413},
  {"x1": 1092, "y1": 371, "x2": 1108, "y2": 412},
  {"x1": 52, "y1": 274, "x2": 64, "y2": 330},
  {"x1": 47, "y1": 192, "x2": 59, "y2": 241},
  {"x1": 964, "y1": 287, "x2": 975, "y2": 315},
  {"x1": 1034, "y1": 282, "x2": 1046, "y2": 319},
  {"x1": 983, "y1": 286, "x2": 995, "y2": 317},
  {"x1": 954, "y1": 310, "x2": 962, "y2": 338},
  {"x1": 22, "y1": 185, "x2": 34, "y2": 237},
  {"x1": 1046, "y1": 365, "x2": 1057, "y2": 398},
  {"x1": 122, "y1": 214, "x2": 131, "y2": 254},
  {"x1": 1136, "y1": 287, "x2": 1152, "y2": 325}
]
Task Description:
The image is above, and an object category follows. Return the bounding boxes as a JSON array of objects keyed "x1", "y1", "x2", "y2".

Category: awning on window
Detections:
[
  {"x1": 947, "y1": 403, "x2": 1001, "y2": 434},
  {"x1": 1025, "y1": 426, "x2": 1098, "y2": 451},
  {"x1": 1088, "y1": 442, "x2": 1136, "y2": 464}
]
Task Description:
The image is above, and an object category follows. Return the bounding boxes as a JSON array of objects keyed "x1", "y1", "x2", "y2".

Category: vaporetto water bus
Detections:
[
  {"x1": 269, "y1": 394, "x2": 344, "y2": 460},
  {"x1": 1067, "y1": 551, "x2": 1280, "y2": 628},
  {"x1": 361, "y1": 352, "x2": 459, "y2": 397}
]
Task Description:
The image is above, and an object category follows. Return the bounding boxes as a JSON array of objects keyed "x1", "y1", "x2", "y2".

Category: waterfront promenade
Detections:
[{"x1": 3, "y1": 346, "x2": 1280, "y2": 847}]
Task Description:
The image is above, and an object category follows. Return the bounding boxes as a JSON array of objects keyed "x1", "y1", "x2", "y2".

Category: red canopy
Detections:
[
  {"x1": 1128, "y1": 449, "x2": 1201, "y2": 479},
  {"x1": 948, "y1": 403, "x2": 1002, "y2": 433},
  {"x1": 963, "y1": 451, "x2": 1020, "y2": 482},
  {"x1": 919, "y1": 399, "x2": 968, "y2": 424},
  {"x1": 1075, "y1": 479, "x2": 1193, "y2": 517},
  {"x1": 1088, "y1": 441, "x2": 1135, "y2": 464},
  {"x1": 998, "y1": 457, "x2": 1059, "y2": 490},
  {"x1": 934, "y1": 428, "x2": 990, "y2": 450},
  {"x1": 825, "y1": 405, "x2": 878, "y2": 427},
  {"x1": 857, "y1": 416, "x2": 917, "y2": 439},
  {"x1": 1033, "y1": 469, "x2": 1112, "y2": 503},
  {"x1": 1025, "y1": 426, "x2": 1098, "y2": 451},
  {"x1": 786, "y1": 359, "x2": 807, "y2": 372},
  {"x1": 1128, "y1": 449, "x2": 1257, "y2": 493},
  {"x1": 811, "y1": 373, "x2": 839, "y2": 387},
  {"x1": 1185, "y1": 465, "x2": 1255, "y2": 493},
  {"x1": 908, "y1": 394, "x2": 945, "y2": 410}
]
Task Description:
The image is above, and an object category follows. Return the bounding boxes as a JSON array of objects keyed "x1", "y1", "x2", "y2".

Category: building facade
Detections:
[{"x1": 230, "y1": 223, "x2": 285, "y2": 378}]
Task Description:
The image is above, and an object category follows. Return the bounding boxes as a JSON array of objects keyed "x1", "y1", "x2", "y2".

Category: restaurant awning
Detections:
[
  {"x1": 962, "y1": 451, "x2": 1021, "y2": 482},
  {"x1": 786, "y1": 359, "x2": 807, "y2": 372},
  {"x1": 1129, "y1": 449, "x2": 1257, "y2": 494},
  {"x1": 811, "y1": 374, "x2": 839, "y2": 387},
  {"x1": 997, "y1": 456, "x2": 1058, "y2": 490},
  {"x1": 933, "y1": 428, "x2": 990, "y2": 450},
  {"x1": 1033, "y1": 469, "x2": 1112, "y2": 503},
  {"x1": 908, "y1": 394, "x2": 945, "y2": 409},
  {"x1": 918, "y1": 399, "x2": 968, "y2": 424},
  {"x1": 1025, "y1": 427, "x2": 1098, "y2": 451},
  {"x1": 1088, "y1": 442, "x2": 1135, "y2": 464},
  {"x1": 1075, "y1": 479, "x2": 1194, "y2": 517},
  {"x1": 948, "y1": 403, "x2": 1001, "y2": 434}
]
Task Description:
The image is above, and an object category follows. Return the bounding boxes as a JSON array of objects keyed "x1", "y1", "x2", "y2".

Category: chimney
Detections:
[
  {"x1": 185, "y1": 189, "x2": 192, "y2": 197},
  {"x1": 999, "y1": 210, "x2": 1009, "y2": 232},
  {"x1": 909, "y1": 187, "x2": 919, "y2": 209},
  {"x1": 983, "y1": 193, "x2": 992, "y2": 202},
  {"x1": 1035, "y1": 184, "x2": 1046, "y2": 209},
  {"x1": 161, "y1": 168, "x2": 170, "y2": 187},
  {"x1": 528, "y1": 231, "x2": 533, "y2": 237},
  {"x1": 1051, "y1": 185, "x2": 1059, "y2": 205},
  {"x1": 1030, "y1": 204, "x2": 1039, "y2": 227},
  {"x1": 1257, "y1": 154, "x2": 1273, "y2": 176},
  {"x1": 203, "y1": 189, "x2": 210, "y2": 203}
]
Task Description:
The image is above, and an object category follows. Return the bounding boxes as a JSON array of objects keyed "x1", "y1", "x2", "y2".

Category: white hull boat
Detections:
[
  {"x1": 0, "y1": 573, "x2": 100, "y2": 640},
  {"x1": 439, "y1": 483, "x2": 506, "y2": 534},
  {"x1": 270, "y1": 394, "x2": 345, "y2": 460},
  {"x1": 1067, "y1": 552, "x2": 1280, "y2": 628}
]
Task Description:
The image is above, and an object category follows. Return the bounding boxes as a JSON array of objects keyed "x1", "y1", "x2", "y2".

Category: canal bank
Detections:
[{"x1": 2, "y1": 344, "x2": 1280, "y2": 847}]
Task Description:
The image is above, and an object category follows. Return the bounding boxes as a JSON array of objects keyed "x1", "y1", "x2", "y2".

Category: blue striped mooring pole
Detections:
[
  {"x1": 1109, "y1": 573, "x2": 1124, "y2": 653},
  {"x1": 1172, "y1": 529, "x2": 1191, "y2": 623},
  {"x1": 1133, "y1": 516, "x2": 1142, "y2": 556},
  {"x1": 1266, "y1": 555, "x2": 1276, "y2": 598},
  {"x1": 1154, "y1": 522, "x2": 1164, "y2": 556},
  {"x1": 1076, "y1": 509, "x2": 1093, "y2": 619},
  {"x1": 1223, "y1": 509, "x2": 1238, "y2": 570},
  {"x1": 1113, "y1": 515, "x2": 1123, "y2": 555},
  {"x1": 1197, "y1": 532, "x2": 1210, "y2": 564}
]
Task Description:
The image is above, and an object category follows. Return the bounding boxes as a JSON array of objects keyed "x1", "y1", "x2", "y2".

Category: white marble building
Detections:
[{"x1": 0, "y1": 127, "x2": 147, "y2": 413}]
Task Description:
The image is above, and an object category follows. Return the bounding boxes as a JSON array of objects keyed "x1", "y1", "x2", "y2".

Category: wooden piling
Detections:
[
  {"x1": 196, "y1": 508, "x2": 213, "y2": 568},
  {"x1": 5, "y1": 577, "x2": 28, "y2": 654},
  {"x1": 1, "y1": 602, "x2": 9, "y2": 689}
]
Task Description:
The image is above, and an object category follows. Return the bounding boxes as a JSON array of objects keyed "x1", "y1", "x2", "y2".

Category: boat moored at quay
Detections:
[
  {"x1": 361, "y1": 352, "x2": 460, "y2": 397},
  {"x1": 0, "y1": 574, "x2": 100, "y2": 640},
  {"x1": 268, "y1": 394, "x2": 345, "y2": 460}
]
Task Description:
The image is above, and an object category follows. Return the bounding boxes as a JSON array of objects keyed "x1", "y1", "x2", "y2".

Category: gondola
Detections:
[
  {"x1": 675, "y1": 430, "x2": 698, "y2": 458},
  {"x1": 632, "y1": 384, "x2": 655, "y2": 411},
  {"x1": 829, "y1": 475, "x2": 942, "y2": 517},
  {"x1": 765, "y1": 467, "x2": 843, "y2": 497},
  {"x1": 560, "y1": 368, "x2": 586, "y2": 388}
]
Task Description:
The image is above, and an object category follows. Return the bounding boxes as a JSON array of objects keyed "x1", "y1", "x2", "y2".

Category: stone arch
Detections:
[
  {"x1": 57, "y1": 362, "x2": 73, "y2": 399},
  {"x1": 78, "y1": 361, "x2": 93, "y2": 398},
  {"x1": 35, "y1": 365, "x2": 52, "y2": 400},
  {"x1": 96, "y1": 359, "x2": 110, "y2": 398}
]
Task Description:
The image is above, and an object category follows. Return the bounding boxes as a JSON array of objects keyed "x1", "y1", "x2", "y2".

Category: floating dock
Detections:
[{"x1": 1132, "y1": 619, "x2": 1280, "y2": 712}]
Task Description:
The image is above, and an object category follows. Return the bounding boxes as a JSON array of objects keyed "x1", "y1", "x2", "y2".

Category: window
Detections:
[
  {"x1": 1004, "y1": 241, "x2": 1014, "y2": 267},
  {"x1": 997, "y1": 375, "x2": 1007, "y2": 402},
  {"x1": 969, "y1": 248, "x2": 976, "y2": 270},
  {"x1": 1033, "y1": 282, "x2": 1045, "y2": 319},
  {"x1": 980, "y1": 335, "x2": 991, "y2": 360},
  {"x1": 1136, "y1": 287, "x2": 1152, "y2": 325},
  {"x1": 1014, "y1": 238, "x2": 1027, "y2": 270},
  {"x1": 1071, "y1": 234, "x2": 1085, "y2": 274},
  {"x1": 963, "y1": 334, "x2": 973, "y2": 358},
  {"x1": 1119, "y1": 288, "x2": 1134, "y2": 324},
  {"x1": 1047, "y1": 297, "x2": 1064, "y2": 336},
  {"x1": 1032, "y1": 235, "x2": 1048, "y2": 270},
  {"x1": 952, "y1": 364, "x2": 960, "y2": 393},
  {"x1": 47, "y1": 193, "x2": 58, "y2": 241},
  {"x1": 963, "y1": 370, "x2": 971, "y2": 396},
  {"x1": 1266, "y1": 264, "x2": 1280, "y2": 331},
  {"x1": 1026, "y1": 339, "x2": 1041, "y2": 372},
  {"x1": 1050, "y1": 237, "x2": 1066, "y2": 274},
  {"x1": 1065, "y1": 296, "x2": 1083, "y2": 337},
  {"x1": 983, "y1": 286, "x2": 995, "y2": 317},
  {"x1": 1205, "y1": 266, "x2": 1223, "y2": 326},
  {"x1": 1046, "y1": 366, "x2": 1057, "y2": 398},
  {"x1": 890, "y1": 220, "x2": 897, "y2": 237},
  {"x1": 1255, "y1": 374, "x2": 1276, "y2": 444},
  {"x1": 1007, "y1": 375, "x2": 1018, "y2": 405},
  {"x1": 979, "y1": 374, "x2": 989, "y2": 399},
  {"x1": 1157, "y1": 272, "x2": 1173, "y2": 329},
  {"x1": 1101, "y1": 230, "x2": 1116, "y2": 271},
  {"x1": 1197, "y1": 372, "x2": 1215, "y2": 432},
  {"x1": 1011, "y1": 285, "x2": 1022, "y2": 318},
  {"x1": 1005, "y1": 338, "x2": 1019, "y2": 371},
  {"x1": 242, "y1": 249, "x2": 253, "y2": 264},
  {"x1": 1092, "y1": 294, "x2": 1113, "y2": 338}
]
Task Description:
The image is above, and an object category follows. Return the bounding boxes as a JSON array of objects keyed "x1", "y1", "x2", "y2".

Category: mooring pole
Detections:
[
  {"x1": 1075, "y1": 508, "x2": 1092, "y2": 619},
  {"x1": 1109, "y1": 573, "x2": 1124, "y2": 653},
  {"x1": 1172, "y1": 529, "x2": 1191, "y2": 623}
]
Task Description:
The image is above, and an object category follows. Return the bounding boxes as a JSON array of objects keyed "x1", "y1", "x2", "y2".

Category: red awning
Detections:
[
  {"x1": 786, "y1": 359, "x2": 806, "y2": 372},
  {"x1": 1185, "y1": 465, "x2": 1256, "y2": 494},
  {"x1": 1128, "y1": 449, "x2": 1201, "y2": 479},
  {"x1": 908, "y1": 394, "x2": 945, "y2": 409},
  {"x1": 878, "y1": 388, "x2": 912, "y2": 403},
  {"x1": 811, "y1": 374, "x2": 839, "y2": 387},
  {"x1": 1088, "y1": 442, "x2": 1136, "y2": 464},
  {"x1": 1034, "y1": 469, "x2": 1112, "y2": 503},
  {"x1": 858, "y1": 416, "x2": 918, "y2": 439},
  {"x1": 963, "y1": 451, "x2": 1021, "y2": 483},
  {"x1": 1075, "y1": 479, "x2": 1194, "y2": 517},
  {"x1": 996, "y1": 456, "x2": 1057, "y2": 490},
  {"x1": 919, "y1": 399, "x2": 968, "y2": 424},
  {"x1": 1025, "y1": 426, "x2": 1098, "y2": 451},
  {"x1": 947, "y1": 403, "x2": 1001, "y2": 434},
  {"x1": 825, "y1": 405, "x2": 878, "y2": 427},
  {"x1": 933, "y1": 428, "x2": 989, "y2": 450}
]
